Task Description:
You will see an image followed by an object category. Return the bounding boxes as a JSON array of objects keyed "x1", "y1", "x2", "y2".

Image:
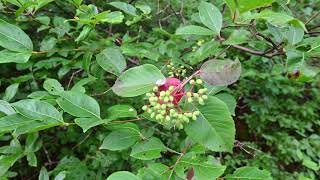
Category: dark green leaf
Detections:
[
  {"x1": 198, "y1": 2, "x2": 222, "y2": 34},
  {"x1": 107, "y1": 171, "x2": 141, "y2": 180},
  {"x1": 96, "y1": 47, "x2": 127, "y2": 76},
  {"x1": 130, "y1": 137, "x2": 166, "y2": 160},
  {"x1": 100, "y1": 129, "x2": 140, "y2": 151},
  {"x1": 176, "y1": 25, "x2": 214, "y2": 36},
  {"x1": 107, "y1": 104, "x2": 137, "y2": 120},
  {"x1": 225, "y1": 166, "x2": 272, "y2": 180}
]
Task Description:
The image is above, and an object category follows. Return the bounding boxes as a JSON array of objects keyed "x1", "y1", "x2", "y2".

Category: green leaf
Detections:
[
  {"x1": 109, "y1": 2, "x2": 138, "y2": 16},
  {"x1": 39, "y1": 167, "x2": 49, "y2": 180},
  {"x1": 112, "y1": 64, "x2": 165, "y2": 97},
  {"x1": 98, "y1": 11, "x2": 124, "y2": 24},
  {"x1": 82, "y1": 51, "x2": 93, "y2": 74},
  {"x1": 40, "y1": 36, "x2": 57, "y2": 51},
  {"x1": 0, "y1": 114, "x2": 37, "y2": 133},
  {"x1": 96, "y1": 47, "x2": 127, "y2": 76},
  {"x1": 214, "y1": 93, "x2": 237, "y2": 116},
  {"x1": 0, "y1": 100, "x2": 15, "y2": 115},
  {"x1": 284, "y1": 25, "x2": 304, "y2": 45},
  {"x1": 177, "y1": 153, "x2": 226, "y2": 180},
  {"x1": 243, "y1": 10, "x2": 306, "y2": 31},
  {"x1": 107, "y1": 104, "x2": 137, "y2": 120},
  {"x1": 0, "y1": 153, "x2": 23, "y2": 177},
  {"x1": 130, "y1": 137, "x2": 166, "y2": 160},
  {"x1": 198, "y1": 2, "x2": 222, "y2": 34},
  {"x1": 100, "y1": 129, "x2": 140, "y2": 151},
  {"x1": 27, "y1": 152, "x2": 37, "y2": 167},
  {"x1": 57, "y1": 91, "x2": 100, "y2": 118},
  {"x1": 71, "y1": 76, "x2": 96, "y2": 93},
  {"x1": 225, "y1": 166, "x2": 272, "y2": 180},
  {"x1": 25, "y1": 132, "x2": 41, "y2": 152},
  {"x1": 223, "y1": 29, "x2": 251, "y2": 45},
  {"x1": 0, "y1": 19, "x2": 33, "y2": 52},
  {"x1": 3, "y1": 83, "x2": 19, "y2": 102},
  {"x1": 184, "y1": 96, "x2": 235, "y2": 152},
  {"x1": 43, "y1": 78, "x2": 64, "y2": 95},
  {"x1": 302, "y1": 158, "x2": 319, "y2": 171},
  {"x1": 54, "y1": 171, "x2": 66, "y2": 180},
  {"x1": 136, "y1": 4, "x2": 151, "y2": 15},
  {"x1": 14, "y1": 118, "x2": 62, "y2": 135},
  {"x1": 189, "y1": 41, "x2": 222, "y2": 65},
  {"x1": 176, "y1": 25, "x2": 214, "y2": 36},
  {"x1": 225, "y1": 0, "x2": 276, "y2": 14},
  {"x1": 74, "y1": 117, "x2": 104, "y2": 132},
  {"x1": 75, "y1": 26, "x2": 92, "y2": 42},
  {"x1": 200, "y1": 59, "x2": 241, "y2": 86},
  {"x1": 138, "y1": 163, "x2": 170, "y2": 180},
  {"x1": 12, "y1": 99, "x2": 63, "y2": 122},
  {"x1": 107, "y1": 171, "x2": 141, "y2": 180},
  {"x1": 0, "y1": 49, "x2": 31, "y2": 64}
]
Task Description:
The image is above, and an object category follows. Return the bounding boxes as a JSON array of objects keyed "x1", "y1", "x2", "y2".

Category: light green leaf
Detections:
[
  {"x1": 225, "y1": 0, "x2": 276, "y2": 14},
  {"x1": 200, "y1": 59, "x2": 241, "y2": 86},
  {"x1": 71, "y1": 76, "x2": 96, "y2": 93},
  {"x1": 54, "y1": 171, "x2": 66, "y2": 180},
  {"x1": 100, "y1": 129, "x2": 140, "y2": 151},
  {"x1": 57, "y1": 91, "x2": 100, "y2": 118},
  {"x1": 109, "y1": 2, "x2": 137, "y2": 16},
  {"x1": 107, "y1": 171, "x2": 141, "y2": 180},
  {"x1": 136, "y1": 4, "x2": 151, "y2": 15},
  {"x1": 0, "y1": 100, "x2": 15, "y2": 115},
  {"x1": 14, "y1": 118, "x2": 62, "y2": 135},
  {"x1": 225, "y1": 166, "x2": 272, "y2": 180},
  {"x1": 189, "y1": 41, "x2": 222, "y2": 65},
  {"x1": 177, "y1": 153, "x2": 226, "y2": 180},
  {"x1": 12, "y1": 99, "x2": 63, "y2": 122},
  {"x1": 27, "y1": 152, "x2": 37, "y2": 167},
  {"x1": 214, "y1": 93, "x2": 237, "y2": 116},
  {"x1": 98, "y1": 11, "x2": 124, "y2": 24},
  {"x1": 74, "y1": 117, "x2": 104, "y2": 132},
  {"x1": 176, "y1": 25, "x2": 214, "y2": 36},
  {"x1": 223, "y1": 29, "x2": 251, "y2": 45},
  {"x1": 284, "y1": 25, "x2": 304, "y2": 45},
  {"x1": 198, "y1": 2, "x2": 222, "y2": 34},
  {"x1": 40, "y1": 36, "x2": 57, "y2": 51},
  {"x1": 3, "y1": 83, "x2": 19, "y2": 102},
  {"x1": 302, "y1": 158, "x2": 319, "y2": 171},
  {"x1": 107, "y1": 104, "x2": 137, "y2": 120},
  {"x1": 138, "y1": 163, "x2": 170, "y2": 180},
  {"x1": 43, "y1": 78, "x2": 64, "y2": 95},
  {"x1": 0, "y1": 49, "x2": 31, "y2": 64},
  {"x1": 75, "y1": 26, "x2": 92, "y2": 42},
  {"x1": 96, "y1": 47, "x2": 127, "y2": 76},
  {"x1": 112, "y1": 64, "x2": 165, "y2": 97},
  {"x1": 39, "y1": 167, "x2": 49, "y2": 180},
  {"x1": 130, "y1": 137, "x2": 166, "y2": 160},
  {"x1": 0, "y1": 19, "x2": 33, "y2": 52},
  {"x1": 0, "y1": 114, "x2": 35, "y2": 133},
  {"x1": 0, "y1": 153, "x2": 23, "y2": 177},
  {"x1": 82, "y1": 51, "x2": 93, "y2": 74},
  {"x1": 184, "y1": 96, "x2": 235, "y2": 152}
]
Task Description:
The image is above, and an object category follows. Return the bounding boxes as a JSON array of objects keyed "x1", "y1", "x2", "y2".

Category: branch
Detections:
[
  {"x1": 305, "y1": 11, "x2": 320, "y2": 25},
  {"x1": 231, "y1": 45, "x2": 284, "y2": 58}
]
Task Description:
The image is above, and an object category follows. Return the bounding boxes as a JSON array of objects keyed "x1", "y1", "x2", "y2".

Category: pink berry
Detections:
[{"x1": 158, "y1": 77, "x2": 184, "y2": 105}]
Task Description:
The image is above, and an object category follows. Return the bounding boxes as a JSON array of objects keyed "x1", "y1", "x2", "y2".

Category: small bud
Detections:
[
  {"x1": 161, "y1": 104, "x2": 167, "y2": 109},
  {"x1": 147, "y1": 108, "x2": 153, "y2": 114},
  {"x1": 155, "y1": 104, "x2": 161, "y2": 109},
  {"x1": 198, "y1": 98, "x2": 205, "y2": 105},
  {"x1": 198, "y1": 89, "x2": 204, "y2": 94},
  {"x1": 150, "y1": 112, "x2": 155, "y2": 118},
  {"x1": 192, "y1": 115, "x2": 197, "y2": 120},
  {"x1": 167, "y1": 103, "x2": 174, "y2": 108},
  {"x1": 146, "y1": 93, "x2": 152, "y2": 97},
  {"x1": 193, "y1": 93, "x2": 199, "y2": 98},
  {"x1": 168, "y1": 86, "x2": 175, "y2": 92},
  {"x1": 202, "y1": 95, "x2": 208, "y2": 100},
  {"x1": 153, "y1": 86, "x2": 158, "y2": 92},
  {"x1": 186, "y1": 92, "x2": 192, "y2": 97},
  {"x1": 194, "y1": 111, "x2": 200, "y2": 116},
  {"x1": 196, "y1": 79, "x2": 203, "y2": 85},
  {"x1": 156, "y1": 114, "x2": 162, "y2": 120},
  {"x1": 187, "y1": 98, "x2": 193, "y2": 103},
  {"x1": 160, "y1": 110, "x2": 166, "y2": 115},
  {"x1": 169, "y1": 109, "x2": 176, "y2": 114},
  {"x1": 180, "y1": 66, "x2": 184, "y2": 69},
  {"x1": 165, "y1": 91, "x2": 171, "y2": 96},
  {"x1": 160, "y1": 91, "x2": 166, "y2": 97},
  {"x1": 163, "y1": 97, "x2": 169, "y2": 103},
  {"x1": 167, "y1": 65, "x2": 171, "y2": 68},
  {"x1": 165, "y1": 116, "x2": 171, "y2": 122},
  {"x1": 169, "y1": 96, "x2": 174, "y2": 102},
  {"x1": 142, "y1": 105, "x2": 148, "y2": 111},
  {"x1": 202, "y1": 88, "x2": 208, "y2": 93},
  {"x1": 189, "y1": 80, "x2": 195, "y2": 85}
]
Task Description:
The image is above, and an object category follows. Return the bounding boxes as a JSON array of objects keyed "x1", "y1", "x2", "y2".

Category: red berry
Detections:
[{"x1": 158, "y1": 77, "x2": 185, "y2": 105}]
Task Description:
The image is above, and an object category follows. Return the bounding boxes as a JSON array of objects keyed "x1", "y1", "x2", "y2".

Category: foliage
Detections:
[{"x1": 0, "y1": 0, "x2": 319, "y2": 179}]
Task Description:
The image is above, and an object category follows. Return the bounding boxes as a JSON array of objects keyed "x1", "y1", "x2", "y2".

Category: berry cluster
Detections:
[
  {"x1": 142, "y1": 86, "x2": 200, "y2": 129},
  {"x1": 186, "y1": 79, "x2": 208, "y2": 105},
  {"x1": 166, "y1": 63, "x2": 187, "y2": 77},
  {"x1": 142, "y1": 77, "x2": 209, "y2": 130}
]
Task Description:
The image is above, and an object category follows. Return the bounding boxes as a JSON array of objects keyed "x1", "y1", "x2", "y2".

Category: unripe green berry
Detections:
[
  {"x1": 189, "y1": 80, "x2": 195, "y2": 85},
  {"x1": 146, "y1": 93, "x2": 152, "y2": 97},
  {"x1": 165, "y1": 116, "x2": 171, "y2": 122},
  {"x1": 156, "y1": 114, "x2": 162, "y2": 120},
  {"x1": 160, "y1": 91, "x2": 166, "y2": 97},
  {"x1": 169, "y1": 96, "x2": 174, "y2": 102},
  {"x1": 168, "y1": 86, "x2": 175, "y2": 92},
  {"x1": 193, "y1": 93, "x2": 199, "y2": 98},
  {"x1": 142, "y1": 105, "x2": 148, "y2": 111},
  {"x1": 165, "y1": 91, "x2": 171, "y2": 96},
  {"x1": 198, "y1": 89, "x2": 204, "y2": 94},
  {"x1": 167, "y1": 103, "x2": 174, "y2": 108},
  {"x1": 192, "y1": 115, "x2": 197, "y2": 120},
  {"x1": 167, "y1": 65, "x2": 171, "y2": 68},
  {"x1": 186, "y1": 112, "x2": 193, "y2": 118},
  {"x1": 177, "y1": 123, "x2": 183, "y2": 129},
  {"x1": 150, "y1": 112, "x2": 155, "y2": 118},
  {"x1": 203, "y1": 88, "x2": 208, "y2": 93},
  {"x1": 202, "y1": 95, "x2": 208, "y2": 100},
  {"x1": 153, "y1": 86, "x2": 158, "y2": 92},
  {"x1": 196, "y1": 79, "x2": 203, "y2": 85},
  {"x1": 160, "y1": 110, "x2": 166, "y2": 115},
  {"x1": 161, "y1": 104, "x2": 167, "y2": 109},
  {"x1": 198, "y1": 98, "x2": 205, "y2": 105},
  {"x1": 155, "y1": 104, "x2": 161, "y2": 109},
  {"x1": 163, "y1": 97, "x2": 169, "y2": 103},
  {"x1": 194, "y1": 111, "x2": 200, "y2": 116},
  {"x1": 147, "y1": 108, "x2": 153, "y2": 114},
  {"x1": 187, "y1": 98, "x2": 193, "y2": 103},
  {"x1": 186, "y1": 92, "x2": 192, "y2": 97}
]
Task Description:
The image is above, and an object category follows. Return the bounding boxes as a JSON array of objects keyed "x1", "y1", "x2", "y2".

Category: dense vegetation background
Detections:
[{"x1": 0, "y1": 0, "x2": 319, "y2": 179}]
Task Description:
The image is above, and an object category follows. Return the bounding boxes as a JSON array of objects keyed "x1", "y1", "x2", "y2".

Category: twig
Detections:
[
  {"x1": 91, "y1": 88, "x2": 112, "y2": 97},
  {"x1": 67, "y1": 69, "x2": 83, "y2": 90},
  {"x1": 167, "y1": 142, "x2": 191, "y2": 180},
  {"x1": 110, "y1": 117, "x2": 144, "y2": 123},
  {"x1": 305, "y1": 11, "x2": 320, "y2": 25},
  {"x1": 72, "y1": 129, "x2": 95, "y2": 149}
]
